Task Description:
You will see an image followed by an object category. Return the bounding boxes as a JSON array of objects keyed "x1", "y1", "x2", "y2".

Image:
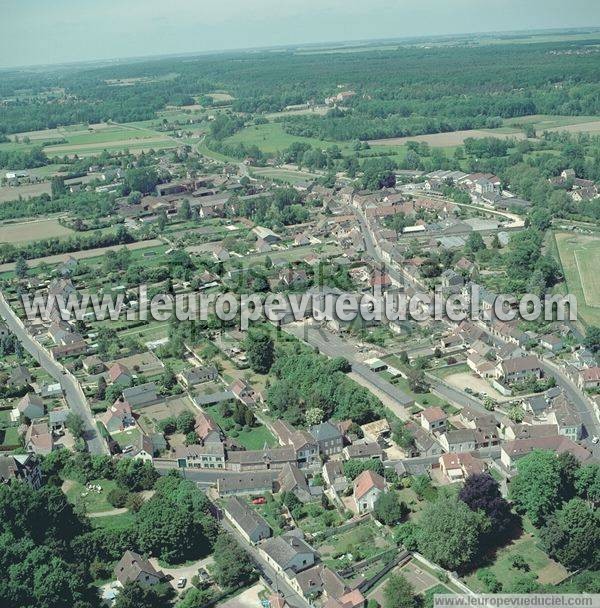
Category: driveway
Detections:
[
  {"x1": 149, "y1": 555, "x2": 214, "y2": 592},
  {"x1": 219, "y1": 582, "x2": 267, "y2": 608}
]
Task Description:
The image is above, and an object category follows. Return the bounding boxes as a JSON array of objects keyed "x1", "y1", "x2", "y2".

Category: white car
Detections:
[
  {"x1": 592, "y1": 436, "x2": 599, "y2": 445},
  {"x1": 177, "y1": 578, "x2": 187, "y2": 589}
]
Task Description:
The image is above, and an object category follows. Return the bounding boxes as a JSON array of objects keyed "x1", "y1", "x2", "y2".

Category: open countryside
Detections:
[
  {"x1": 1, "y1": 11, "x2": 600, "y2": 608},
  {"x1": 554, "y1": 231, "x2": 600, "y2": 326}
]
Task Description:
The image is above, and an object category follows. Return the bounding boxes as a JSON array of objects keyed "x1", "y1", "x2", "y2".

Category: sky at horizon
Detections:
[{"x1": 1, "y1": 0, "x2": 600, "y2": 68}]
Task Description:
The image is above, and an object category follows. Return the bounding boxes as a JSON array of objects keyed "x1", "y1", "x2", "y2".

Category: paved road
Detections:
[
  {"x1": 0, "y1": 295, "x2": 108, "y2": 455},
  {"x1": 426, "y1": 372, "x2": 491, "y2": 413},
  {"x1": 220, "y1": 518, "x2": 311, "y2": 608},
  {"x1": 540, "y1": 359, "x2": 600, "y2": 456},
  {"x1": 474, "y1": 322, "x2": 600, "y2": 455},
  {"x1": 283, "y1": 321, "x2": 413, "y2": 418},
  {"x1": 357, "y1": 206, "x2": 600, "y2": 454}
]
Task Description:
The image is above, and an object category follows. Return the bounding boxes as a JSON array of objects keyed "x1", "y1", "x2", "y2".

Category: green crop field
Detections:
[
  {"x1": 224, "y1": 122, "x2": 351, "y2": 154},
  {"x1": 9, "y1": 122, "x2": 178, "y2": 158},
  {"x1": 553, "y1": 232, "x2": 600, "y2": 327},
  {"x1": 251, "y1": 167, "x2": 321, "y2": 184}
]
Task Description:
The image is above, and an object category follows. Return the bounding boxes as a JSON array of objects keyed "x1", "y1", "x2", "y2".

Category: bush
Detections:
[
  {"x1": 107, "y1": 487, "x2": 130, "y2": 508},
  {"x1": 125, "y1": 493, "x2": 145, "y2": 513},
  {"x1": 477, "y1": 568, "x2": 502, "y2": 593}
]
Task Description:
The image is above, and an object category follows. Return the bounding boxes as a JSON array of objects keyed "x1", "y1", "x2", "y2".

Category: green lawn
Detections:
[
  {"x1": 64, "y1": 478, "x2": 119, "y2": 513},
  {"x1": 252, "y1": 497, "x2": 284, "y2": 534},
  {"x1": 0, "y1": 426, "x2": 20, "y2": 447},
  {"x1": 464, "y1": 520, "x2": 568, "y2": 590},
  {"x1": 204, "y1": 404, "x2": 277, "y2": 450},
  {"x1": 251, "y1": 167, "x2": 321, "y2": 184},
  {"x1": 391, "y1": 376, "x2": 447, "y2": 408},
  {"x1": 503, "y1": 114, "x2": 600, "y2": 130},
  {"x1": 224, "y1": 122, "x2": 352, "y2": 155},
  {"x1": 318, "y1": 520, "x2": 394, "y2": 569},
  {"x1": 295, "y1": 502, "x2": 345, "y2": 535},
  {"x1": 111, "y1": 427, "x2": 142, "y2": 449},
  {"x1": 397, "y1": 487, "x2": 428, "y2": 521},
  {"x1": 91, "y1": 511, "x2": 137, "y2": 531},
  {"x1": 430, "y1": 363, "x2": 470, "y2": 379},
  {"x1": 553, "y1": 231, "x2": 600, "y2": 328}
]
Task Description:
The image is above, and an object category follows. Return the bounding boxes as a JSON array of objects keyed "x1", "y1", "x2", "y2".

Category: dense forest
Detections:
[{"x1": 2, "y1": 39, "x2": 600, "y2": 138}]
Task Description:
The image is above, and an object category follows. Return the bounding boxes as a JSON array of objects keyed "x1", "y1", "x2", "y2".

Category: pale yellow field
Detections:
[{"x1": 0, "y1": 218, "x2": 73, "y2": 244}]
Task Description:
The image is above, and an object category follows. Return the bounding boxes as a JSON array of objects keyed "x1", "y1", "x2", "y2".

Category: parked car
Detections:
[
  {"x1": 592, "y1": 436, "x2": 599, "y2": 444},
  {"x1": 252, "y1": 497, "x2": 266, "y2": 505},
  {"x1": 177, "y1": 578, "x2": 187, "y2": 589}
]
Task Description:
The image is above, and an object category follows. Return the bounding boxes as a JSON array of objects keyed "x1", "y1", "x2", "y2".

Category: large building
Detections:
[
  {"x1": 501, "y1": 436, "x2": 593, "y2": 469},
  {"x1": 223, "y1": 496, "x2": 271, "y2": 544}
]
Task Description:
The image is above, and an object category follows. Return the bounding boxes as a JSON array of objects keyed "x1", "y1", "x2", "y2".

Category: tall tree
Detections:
[
  {"x1": 539, "y1": 498, "x2": 600, "y2": 571},
  {"x1": 383, "y1": 574, "x2": 417, "y2": 608},
  {"x1": 509, "y1": 450, "x2": 563, "y2": 526},
  {"x1": 417, "y1": 494, "x2": 487, "y2": 571},
  {"x1": 459, "y1": 473, "x2": 514, "y2": 537},
  {"x1": 373, "y1": 491, "x2": 407, "y2": 526},
  {"x1": 14, "y1": 256, "x2": 28, "y2": 279},
  {"x1": 574, "y1": 463, "x2": 600, "y2": 506},
  {"x1": 244, "y1": 330, "x2": 274, "y2": 374},
  {"x1": 212, "y1": 532, "x2": 256, "y2": 590},
  {"x1": 114, "y1": 581, "x2": 167, "y2": 608}
]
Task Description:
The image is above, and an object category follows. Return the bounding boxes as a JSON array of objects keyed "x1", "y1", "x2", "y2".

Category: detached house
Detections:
[
  {"x1": 101, "y1": 398, "x2": 135, "y2": 433},
  {"x1": 231, "y1": 379, "x2": 258, "y2": 406},
  {"x1": 108, "y1": 363, "x2": 133, "y2": 387},
  {"x1": 115, "y1": 550, "x2": 164, "y2": 587},
  {"x1": 121, "y1": 383, "x2": 159, "y2": 409},
  {"x1": 278, "y1": 463, "x2": 316, "y2": 503},
  {"x1": 0, "y1": 453, "x2": 42, "y2": 489},
  {"x1": 546, "y1": 393, "x2": 582, "y2": 441},
  {"x1": 353, "y1": 469, "x2": 385, "y2": 513},
  {"x1": 25, "y1": 422, "x2": 54, "y2": 456},
  {"x1": 439, "y1": 452, "x2": 486, "y2": 483},
  {"x1": 8, "y1": 365, "x2": 32, "y2": 388},
  {"x1": 194, "y1": 410, "x2": 224, "y2": 445},
  {"x1": 179, "y1": 365, "x2": 218, "y2": 388}
]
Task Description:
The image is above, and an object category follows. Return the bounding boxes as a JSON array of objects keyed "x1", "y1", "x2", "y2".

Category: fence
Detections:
[
  {"x1": 357, "y1": 550, "x2": 411, "y2": 594},
  {"x1": 310, "y1": 513, "x2": 370, "y2": 541},
  {"x1": 338, "y1": 548, "x2": 398, "y2": 577},
  {"x1": 412, "y1": 552, "x2": 474, "y2": 595}
]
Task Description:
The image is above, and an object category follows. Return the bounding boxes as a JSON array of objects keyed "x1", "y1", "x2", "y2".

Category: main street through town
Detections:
[
  {"x1": 0, "y1": 295, "x2": 108, "y2": 455},
  {"x1": 354, "y1": 202, "x2": 600, "y2": 454}
]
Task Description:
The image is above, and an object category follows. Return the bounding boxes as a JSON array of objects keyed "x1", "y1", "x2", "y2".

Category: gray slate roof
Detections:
[
  {"x1": 310, "y1": 421, "x2": 342, "y2": 442},
  {"x1": 225, "y1": 496, "x2": 271, "y2": 537}
]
